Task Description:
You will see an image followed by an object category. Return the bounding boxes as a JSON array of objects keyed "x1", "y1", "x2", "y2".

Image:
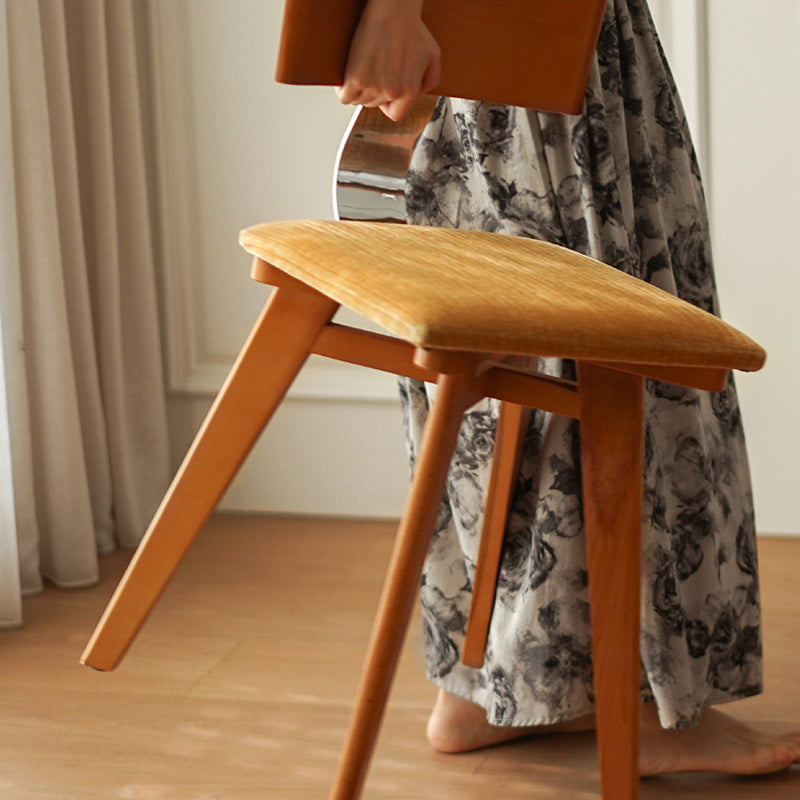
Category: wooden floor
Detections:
[{"x1": 1, "y1": 514, "x2": 799, "y2": 799}]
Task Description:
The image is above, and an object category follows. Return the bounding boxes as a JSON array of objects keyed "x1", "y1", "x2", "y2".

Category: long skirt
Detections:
[{"x1": 401, "y1": 0, "x2": 762, "y2": 730}]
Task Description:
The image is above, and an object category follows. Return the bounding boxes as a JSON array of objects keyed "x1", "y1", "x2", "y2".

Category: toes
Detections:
[
  {"x1": 785, "y1": 734, "x2": 800, "y2": 764},
  {"x1": 771, "y1": 732, "x2": 800, "y2": 767},
  {"x1": 751, "y1": 736, "x2": 800, "y2": 774}
]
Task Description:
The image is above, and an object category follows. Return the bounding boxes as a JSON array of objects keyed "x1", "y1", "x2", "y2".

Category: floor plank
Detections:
[{"x1": 1, "y1": 515, "x2": 798, "y2": 799}]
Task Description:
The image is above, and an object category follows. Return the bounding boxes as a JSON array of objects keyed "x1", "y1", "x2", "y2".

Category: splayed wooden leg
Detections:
[
  {"x1": 81, "y1": 285, "x2": 338, "y2": 671},
  {"x1": 329, "y1": 369, "x2": 476, "y2": 800}
]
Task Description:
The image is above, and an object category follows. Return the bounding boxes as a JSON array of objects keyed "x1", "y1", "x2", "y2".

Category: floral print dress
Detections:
[{"x1": 401, "y1": 0, "x2": 762, "y2": 730}]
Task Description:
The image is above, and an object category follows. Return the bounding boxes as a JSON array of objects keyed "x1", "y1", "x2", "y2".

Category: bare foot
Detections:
[
  {"x1": 638, "y1": 701, "x2": 800, "y2": 776},
  {"x1": 426, "y1": 688, "x2": 594, "y2": 753},
  {"x1": 427, "y1": 689, "x2": 800, "y2": 775}
]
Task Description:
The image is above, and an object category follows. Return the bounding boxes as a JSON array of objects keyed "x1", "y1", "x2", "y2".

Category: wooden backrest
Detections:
[
  {"x1": 277, "y1": 0, "x2": 607, "y2": 221},
  {"x1": 276, "y1": 0, "x2": 607, "y2": 114}
]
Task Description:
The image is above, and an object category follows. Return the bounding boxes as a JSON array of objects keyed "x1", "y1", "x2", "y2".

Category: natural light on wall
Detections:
[{"x1": 151, "y1": 0, "x2": 799, "y2": 532}]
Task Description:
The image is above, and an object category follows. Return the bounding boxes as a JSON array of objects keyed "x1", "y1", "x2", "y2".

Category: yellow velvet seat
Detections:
[{"x1": 242, "y1": 219, "x2": 762, "y2": 369}]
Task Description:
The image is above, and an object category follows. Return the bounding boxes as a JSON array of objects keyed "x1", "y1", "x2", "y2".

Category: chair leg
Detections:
[
  {"x1": 577, "y1": 362, "x2": 644, "y2": 800},
  {"x1": 462, "y1": 401, "x2": 530, "y2": 667},
  {"x1": 329, "y1": 370, "x2": 476, "y2": 800},
  {"x1": 81, "y1": 284, "x2": 338, "y2": 671}
]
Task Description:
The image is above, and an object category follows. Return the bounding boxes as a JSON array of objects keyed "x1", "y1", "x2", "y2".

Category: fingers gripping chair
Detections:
[{"x1": 81, "y1": 3, "x2": 766, "y2": 799}]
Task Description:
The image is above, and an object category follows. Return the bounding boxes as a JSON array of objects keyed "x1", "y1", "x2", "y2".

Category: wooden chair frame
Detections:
[
  {"x1": 82, "y1": 242, "x2": 748, "y2": 800},
  {"x1": 80, "y1": 2, "x2": 765, "y2": 798}
]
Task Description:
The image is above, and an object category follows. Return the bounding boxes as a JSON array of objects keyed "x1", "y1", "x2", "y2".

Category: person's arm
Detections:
[{"x1": 335, "y1": 0, "x2": 441, "y2": 121}]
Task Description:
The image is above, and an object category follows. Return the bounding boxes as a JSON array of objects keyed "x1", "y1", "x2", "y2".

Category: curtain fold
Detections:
[
  {"x1": 0, "y1": 2, "x2": 24, "y2": 623},
  {"x1": 0, "y1": 0, "x2": 170, "y2": 628}
]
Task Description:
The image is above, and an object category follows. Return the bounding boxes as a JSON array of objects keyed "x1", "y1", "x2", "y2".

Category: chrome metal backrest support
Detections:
[{"x1": 333, "y1": 95, "x2": 439, "y2": 222}]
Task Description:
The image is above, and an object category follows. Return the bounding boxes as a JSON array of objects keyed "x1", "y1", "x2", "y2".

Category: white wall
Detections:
[
  {"x1": 149, "y1": 0, "x2": 410, "y2": 518},
  {"x1": 705, "y1": 0, "x2": 800, "y2": 535},
  {"x1": 150, "y1": 0, "x2": 799, "y2": 533}
]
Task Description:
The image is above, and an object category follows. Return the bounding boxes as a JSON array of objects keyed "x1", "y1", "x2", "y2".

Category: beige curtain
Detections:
[{"x1": 0, "y1": 0, "x2": 170, "y2": 628}]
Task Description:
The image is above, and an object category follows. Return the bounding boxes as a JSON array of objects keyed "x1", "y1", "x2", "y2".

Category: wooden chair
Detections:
[
  {"x1": 331, "y1": 97, "x2": 542, "y2": 671},
  {"x1": 81, "y1": 3, "x2": 766, "y2": 800}
]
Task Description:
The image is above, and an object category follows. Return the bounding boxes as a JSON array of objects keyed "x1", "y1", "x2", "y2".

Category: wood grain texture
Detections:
[
  {"x1": 5, "y1": 516, "x2": 799, "y2": 800},
  {"x1": 312, "y1": 323, "x2": 438, "y2": 382},
  {"x1": 578, "y1": 363, "x2": 645, "y2": 800},
  {"x1": 477, "y1": 364, "x2": 580, "y2": 419},
  {"x1": 80, "y1": 285, "x2": 338, "y2": 671},
  {"x1": 275, "y1": 0, "x2": 606, "y2": 113},
  {"x1": 240, "y1": 221, "x2": 766, "y2": 372},
  {"x1": 330, "y1": 370, "x2": 478, "y2": 800}
]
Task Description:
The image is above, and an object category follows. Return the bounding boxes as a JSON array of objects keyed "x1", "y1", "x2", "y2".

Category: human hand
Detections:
[{"x1": 335, "y1": 0, "x2": 441, "y2": 121}]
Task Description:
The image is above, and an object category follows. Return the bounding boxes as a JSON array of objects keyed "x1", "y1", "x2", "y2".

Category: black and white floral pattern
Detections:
[{"x1": 401, "y1": 0, "x2": 762, "y2": 730}]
